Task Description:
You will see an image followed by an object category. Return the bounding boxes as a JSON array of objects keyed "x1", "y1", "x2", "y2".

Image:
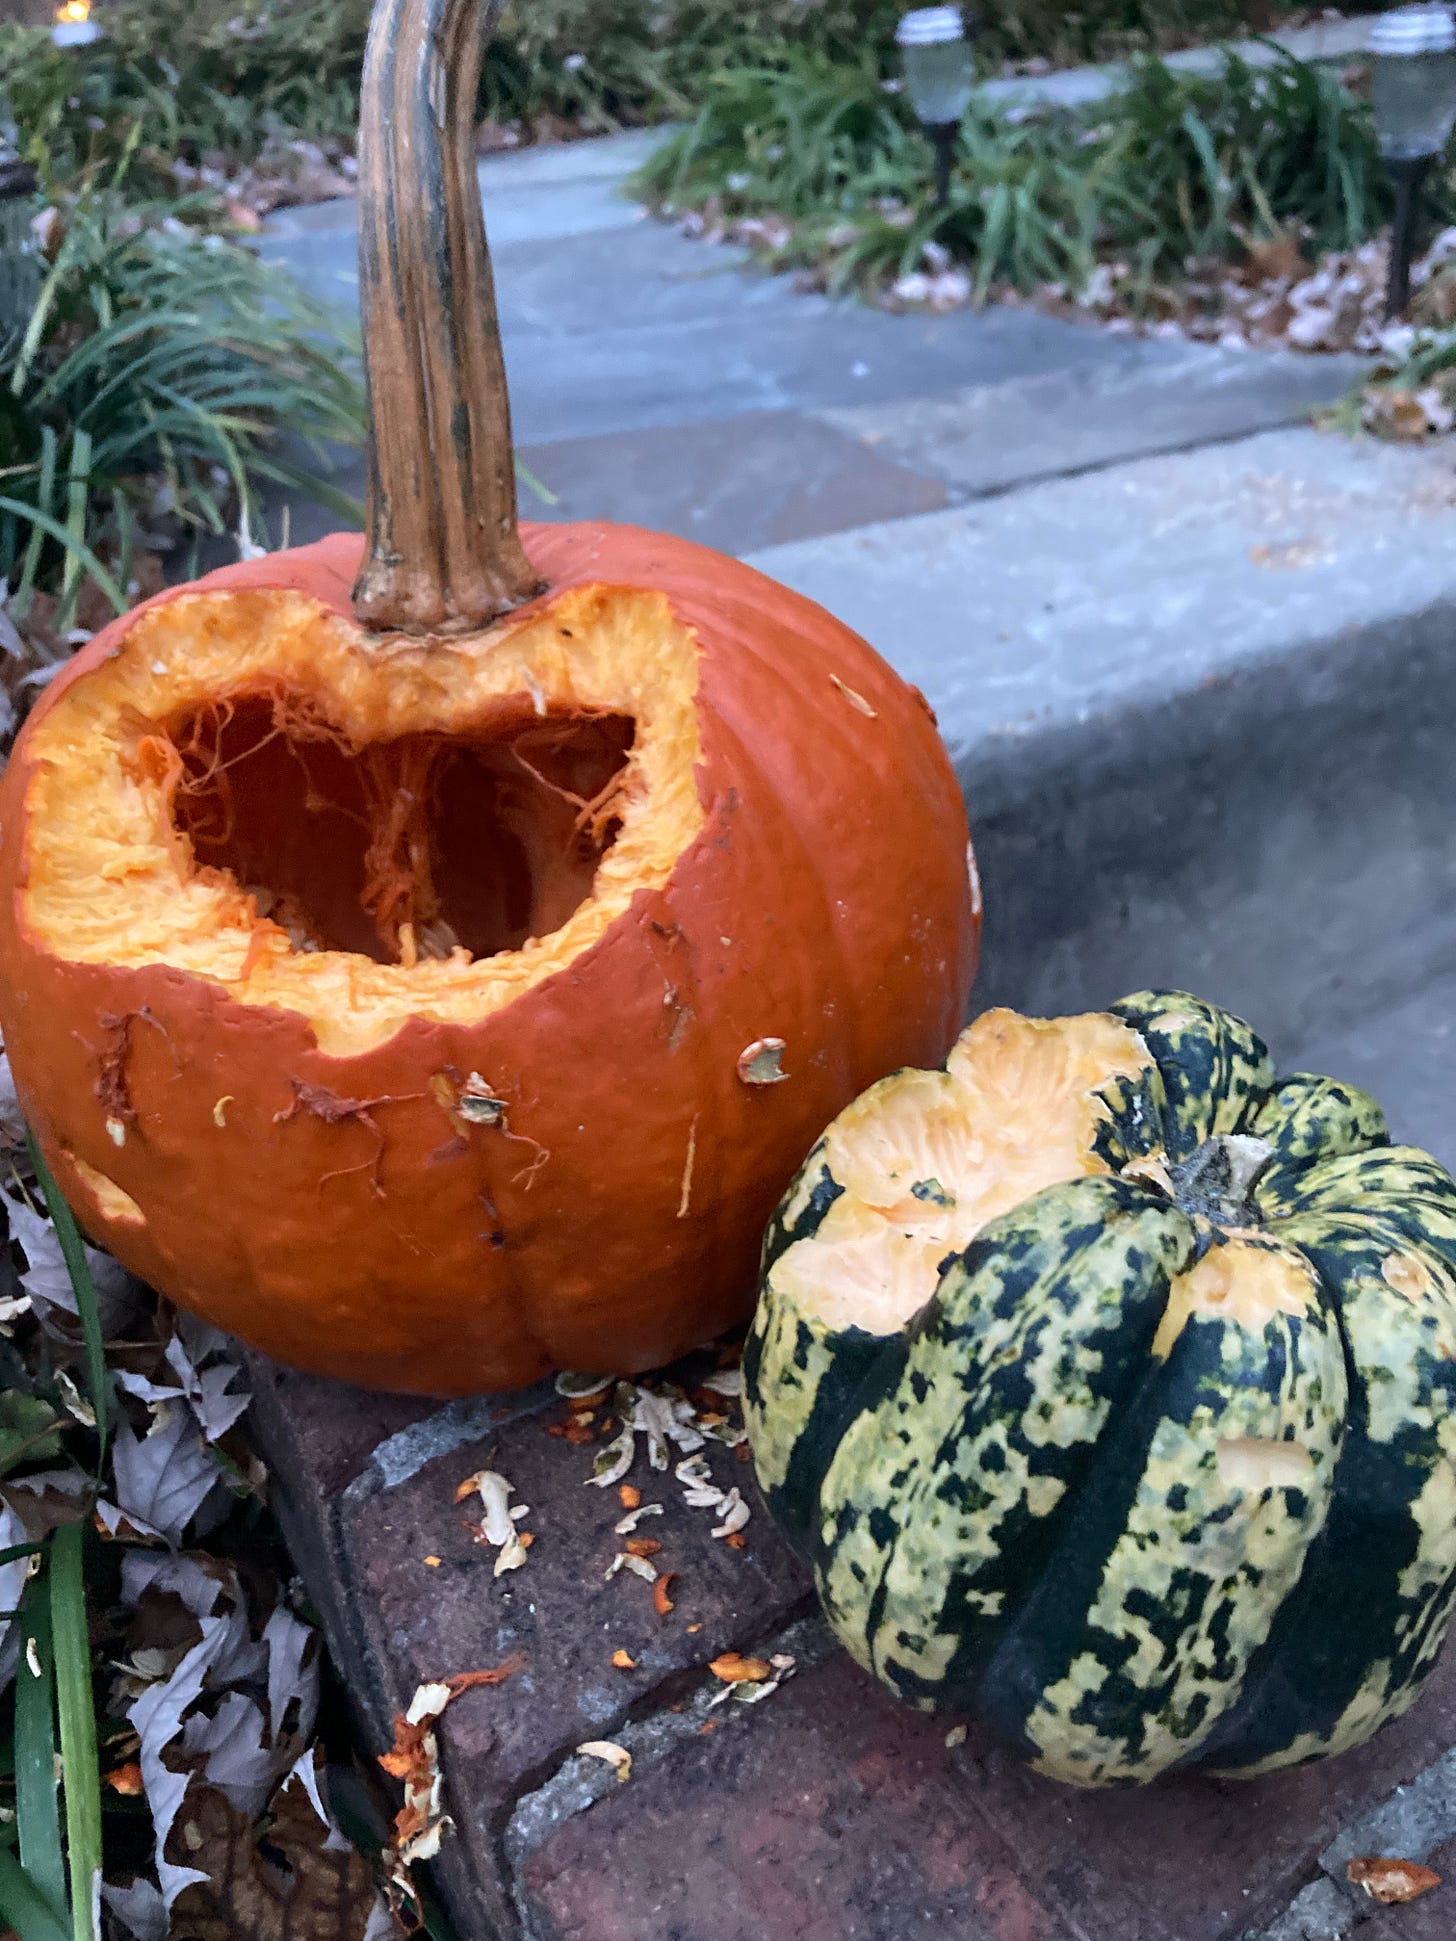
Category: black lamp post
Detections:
[
  {"x1": 1369, "y1": 4, "x2": 1456, "y2": 320},
  {"x1": 896, "y1": 7, "x2": 976, "y2": 209},
  {"x1": 0, "y1": 105, "x2": 37, "y2": 356}
]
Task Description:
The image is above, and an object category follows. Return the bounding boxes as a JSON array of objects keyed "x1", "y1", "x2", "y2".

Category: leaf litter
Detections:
[{"x1": 0, "y1": 1044, "x2": 406, "y2": 1939}]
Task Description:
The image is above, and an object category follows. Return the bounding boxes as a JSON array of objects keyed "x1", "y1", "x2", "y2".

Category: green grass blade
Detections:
[
  {"x1": 15, "y1": 1580, "x2": 68, "y2": 1933},
  {"x1": 0, "y1": 1847, "x2": 69, "y2": 1941},
  {"x1": 27, "y1": 1138, "x2": 109, "y2": 1456},
  {"x1": 13, "y1": 427, "x2": 58, "y2": 622},
  {"x1": 50, "y1": 1523, "x2": 101, "y2": 1941},
  {"x1": 55, "y1": 429, "x2": 94, "y2": 634},
  {"x1": 0, "y1": 504, "x2": 125, "y2": 622}
]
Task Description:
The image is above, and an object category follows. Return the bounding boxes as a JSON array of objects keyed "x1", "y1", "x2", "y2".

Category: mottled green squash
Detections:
[{"x1": 744, "y1": 991, "x2": 1456, "y2": 1787}]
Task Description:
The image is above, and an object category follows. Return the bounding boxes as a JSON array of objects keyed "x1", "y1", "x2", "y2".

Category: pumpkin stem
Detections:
[{"x1": 352, "y1": 0, "x2": 543, "y2": 634}]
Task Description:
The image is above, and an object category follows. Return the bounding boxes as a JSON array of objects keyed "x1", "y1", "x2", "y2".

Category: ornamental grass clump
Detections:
[
  {"x1": 636, "y1": 46, "x2": 1413, "y2": 314},
  {"x1": 0, "y1": 137, "x2": 365, "y2": 708}
]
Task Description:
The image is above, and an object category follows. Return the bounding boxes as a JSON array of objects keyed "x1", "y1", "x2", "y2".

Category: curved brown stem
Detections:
[{"x1": 352, "y1": 0, "x2": 543, "y2": 634}]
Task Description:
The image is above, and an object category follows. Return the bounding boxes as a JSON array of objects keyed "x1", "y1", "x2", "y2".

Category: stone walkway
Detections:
[
  {"x1": 262, "y1": 127, "x2": 1358, "y2": 558},
  {"x1": 252, "y1": 124, "x2": 1456, "y2": 1941}
]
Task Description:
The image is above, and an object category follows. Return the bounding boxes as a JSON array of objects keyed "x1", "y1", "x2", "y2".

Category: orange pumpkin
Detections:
[{"x1": 0, "y1": 0, "x2": 978, "y2": 1395}]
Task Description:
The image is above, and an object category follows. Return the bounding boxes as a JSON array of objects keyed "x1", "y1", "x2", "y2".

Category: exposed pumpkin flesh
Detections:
[
  {"x1": 775, "y1": 1008, "x2": 1152, "y2": 1334},
  {"x1": 18, "y1": 582, "x2": 703, "y2": 1056}
]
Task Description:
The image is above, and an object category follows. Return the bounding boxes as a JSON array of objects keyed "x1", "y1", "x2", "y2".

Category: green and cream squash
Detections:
[{"x1": 743, "y1": 990, "x2": 1456, "y2": 1787}]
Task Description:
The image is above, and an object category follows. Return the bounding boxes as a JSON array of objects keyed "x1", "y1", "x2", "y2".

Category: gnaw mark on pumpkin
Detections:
[
  {"x1": 66, "y1": 1149, "x2": 146, "y2": 1228},
  {"x1": 92, "y1": 1006, "x2": 173, "y2": 1131},
  {"x1": 677, "y1": 1118, "x2": 698, "y2": 1220},
  {"x1": 273, "y1": 1078, "x2": 415, "y2": 1197},
  {"x1": 428, "y1": 1068, "x2": 549, "y2": 1186},
  {"x1": 738, "y1": 1038, "x2": 789, "y2": 1086}
]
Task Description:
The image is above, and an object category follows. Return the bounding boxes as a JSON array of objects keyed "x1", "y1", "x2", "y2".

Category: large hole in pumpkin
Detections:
[{"x1": 165, "y1": 693, "x2": 635, "y2": 966}]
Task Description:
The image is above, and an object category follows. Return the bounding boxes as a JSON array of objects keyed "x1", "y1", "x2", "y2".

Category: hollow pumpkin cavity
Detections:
[
  {"x1": 168, "y1": 693, "x2": 635, "y2": 966},
  {"x1": 19, "y1": 581, "x2": 704, "y2": 1055}
]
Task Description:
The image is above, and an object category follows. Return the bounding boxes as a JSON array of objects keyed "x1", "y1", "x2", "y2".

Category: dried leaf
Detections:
[
  {"x1": 263, "y1": 1604, "x2": 320, "y2": 1750},
  {"x1": 163, "y1": 1320, "x2": 251, "y2": 1442},
  {"x1": 106, "y1": 1402, "x2": 223, "y2": 1546},
  {"x1": 180, "y1": 1693, "x2": 275, "y2": 1816},
  {"x1": 122, "y1": 1555, "x2": 273, "y2": 1906},
  {"x1": 102, "y1": 1877, "x2": 168, "y2": 1941},
  {"x1": 167, "y1": 1773, "x2": 378, "y2": 1940},
  {"x1": 0, "y1": 1048, "x2": 27, "y2": 1148},
  {"x1": 1346, "y1": 1856, "x2": 1441, "y2": 1905},
  {"x1": 6, "y1": 1190, "x2": 135, "y2": 1329},
  {"x1": 1244, "y1": 230, "x2": 1309, "y2": 283}
]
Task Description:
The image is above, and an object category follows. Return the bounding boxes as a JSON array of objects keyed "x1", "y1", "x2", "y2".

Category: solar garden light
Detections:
[
  {"x1": 51, "y1": 0, "x2": 102, "y2": 46},
  {"x1": 0, "y1": 106, "x2": 38, "y2": 354},
  {"x1": 1369, "y1": 4, "x2": 1456, "y2": 319},
  {"x1": 896, "y1": 7, "x2": 977, "y2": 209}
]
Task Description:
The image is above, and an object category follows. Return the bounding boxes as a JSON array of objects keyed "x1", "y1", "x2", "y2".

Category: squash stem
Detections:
[{"x1": 352, "y1": 0, "x2": 544, "y2": 634}]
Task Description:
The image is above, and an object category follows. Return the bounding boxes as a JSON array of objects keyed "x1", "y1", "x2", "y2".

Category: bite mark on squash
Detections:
[
  {"x1": 1153, "y1": 1239, "x2": 1317, "y2": 1360},
  {"x1": 1216, "y1": 1436, "x2": 1316, "y2": 1492},
  {"x1": 773, "y1": 1008, "x2": 1152, "y2": 1336},
  {"x1": 1382, "y1": 1250, "x2": 1438, "y2": 1303}
]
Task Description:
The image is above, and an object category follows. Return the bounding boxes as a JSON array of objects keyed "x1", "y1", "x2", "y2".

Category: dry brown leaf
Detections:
[
  {"x1": 1243, "y1": 230, "x2": 1309, "y2": 283},
  {"x1": 168, "y1": 1777, "x2": 379, "y2": 1941},
  {"x1": 708, "y1": 1652, "x2": 771, "y2": 1684},
  {"x1": 1366, "y1": 388, "x2": 1433, "y2": 442},
  {"x1": 1346, "y1": 1856, "x2": 1442, "y2": 1905}
]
